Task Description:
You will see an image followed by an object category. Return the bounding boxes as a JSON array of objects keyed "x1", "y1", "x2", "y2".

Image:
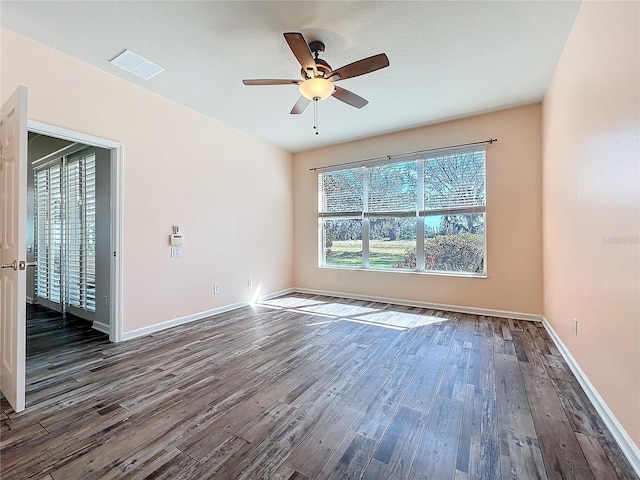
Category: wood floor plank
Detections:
[
  {"x1": 575, "y1": 432, "x2": 624, "y2": 480},
  {"x1": 0, "y1": 422, "x2": 48, "y2": 450},
  {"x1": 284, "y1": 404, "x2": 361, "y2": 478},
  {"x1": 4, "y1": 295, "x2": 634, "y2": 480},
  {"x1": 271, "y1": 464, "x2": 310, "y2": 480},
  {"x1": 225, "y1": 389, "x2": 340, "y2": 479},
  {"x1": 401, "y1": 345, "x2": 449, "y2": 412},
  {"x1": 498, "y1": 429, "x2": 548, "y2": 480},
  {"x1": 315, "y1": 431, "x2": 378, "y2": 480},
  {"x1": 495, "y1": 353, "x2": 536, "y2": 438},
  {"x1": 522, "y1": 374, "x2": 570, "y2": 423},
  {"x1": 354, "y1": 355, "x2": 421, "y2": 439},
  {"x1": 595, "y1": 437, "x2": 640, "y2": 480},
  {"x1": 438, "y1": 339, "x2": 472, "y2": 402},
  {"x1": 522, "y1": 374, "x2": 594, "y2": 480},
  {"x1": 468, "y1": 335, "x2": 495, "y2": 389},
  {"x1": 535, "y1": 419, "x2": 595, "y2": 480},
  {"x1": 126, "y1": 449, "x2": 186, "y2": 480},
  {"x1": 183, "y1": 435, "x2": 252, "y2": 479},
  {"x1": 409, "y1": 395, "x2": 463, "y2": 479},
  {"x1": 512, "y1": 331, "x2": 548, "y2": 378},
  {"x1": 551, "y1": 377, "x2": 612, "y2": 440},
  {"x1": 541, "y1": 352, "x2": 574, "y2": 381},
  {"x1": 475, "y1": 315, "x2": 494, "y2": 337},
  {"x1": 406, "y1": 324, "x2": 438, "y2": 356},
  {"x1": 434, "y1": 317, "x2": 459, "y2": 346},
  {"x1": 50, "y1": 395, "x2": 222, "y2": 479},
  {"x1": 456, "y1": 384, "x2": 499, "y2": 479},
  {"x1": 454, "y1": 314, "x2": 476, "y2": 343},
  {"x1": 372, "y1": 406, "x2": 427, "y2": 479}
]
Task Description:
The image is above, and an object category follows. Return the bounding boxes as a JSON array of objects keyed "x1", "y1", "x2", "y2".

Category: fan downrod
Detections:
[{"x1": 308, "y1": 41, "x2": 325, "y2": 58}]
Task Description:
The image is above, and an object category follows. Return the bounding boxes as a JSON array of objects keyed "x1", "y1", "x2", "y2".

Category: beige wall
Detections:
[
  {"x1": 293, "y1": 105, "x2": 543, "y2": 316},
  {"x1": 1, "y1": 28, "x2": 294, "y2": 333},
  {"x1": 542, "y1": 2, "x2": 640, "y2": 446}
]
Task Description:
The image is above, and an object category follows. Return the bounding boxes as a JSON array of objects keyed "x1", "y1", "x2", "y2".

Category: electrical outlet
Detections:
[
  {"x1": 171, "y1": 246, "x2": 181, "y2": 257},
  {"x1": 573, "y1": 318, "x2": 578, "y2": 335},
  {"x1": 337, "y1": 272, "x2": 342, "y2": 282},
  {"x1": 248, "y1": 272, "x2": 253, "y2": 288},
  {"x1": 214, "y1": 285, "x2": 220, "y2": 294},
  {"x1": 545, "y1": 292, "x2": 549, "y2": 305}
]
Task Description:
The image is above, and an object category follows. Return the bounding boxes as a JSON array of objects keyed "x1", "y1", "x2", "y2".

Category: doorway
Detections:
[
  {"x1": 27, "y1": 120, "x2": 123, "y2": 343},
  {"x1": 27, "y1": 133, "x2": 111, "y2": 336}
]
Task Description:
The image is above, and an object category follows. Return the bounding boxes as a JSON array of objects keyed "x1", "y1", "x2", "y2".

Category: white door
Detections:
[{"x1": 0, "y1": 86, "x2": 28, "y2": 412}]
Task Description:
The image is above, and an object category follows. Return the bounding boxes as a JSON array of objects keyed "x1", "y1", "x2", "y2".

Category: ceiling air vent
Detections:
[{"x1": 109, "y1": 49, "x2": 164, "y2": 80}]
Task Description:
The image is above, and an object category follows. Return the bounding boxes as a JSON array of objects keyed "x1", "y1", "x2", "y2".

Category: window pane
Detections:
[
  {"x1": 424, "y1": 213, "x2": 485, "y2": 274},
  {"x1": 369, "y1": 217, "x2": 416, "y2": 270},
  {"x1": 424, "y1": 151, "x2": 485, "y2": 210},
  {"x1": 369, "y1": 162, "x2": 417, "y2": 212},
  {"x1": 320, "y1": 168, "x2": 364, "y2": 213},
  {"x1": 323, "y1": 219, "x2": 362, "y2": 267}
]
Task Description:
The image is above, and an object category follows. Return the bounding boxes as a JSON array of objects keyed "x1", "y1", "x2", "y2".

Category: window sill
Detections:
[{"x1": 319, "y1": 265, "x2": 487, "y2": 279}]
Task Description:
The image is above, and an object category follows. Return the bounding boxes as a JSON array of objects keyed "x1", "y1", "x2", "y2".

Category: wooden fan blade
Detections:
[
  {"x1": 328, "y1": 53, "x2": 389, "y2": 82},
  {"x1": 290, "y1": 96, "x2": 310, "y2": 114},
  {"x1": 284, "y1": 32, "x2": 317, "y2": 78},
  {"x1": 332, "y1": 86, "x2": 368, "y2": 109},
  {"x1": 242, "y1": 79, "x2": 301, "y2": 85}
]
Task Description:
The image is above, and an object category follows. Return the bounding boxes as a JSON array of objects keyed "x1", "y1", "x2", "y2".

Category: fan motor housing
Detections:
[{"x1": 301, "y1": 58, "x2": 332, "y2": 79}]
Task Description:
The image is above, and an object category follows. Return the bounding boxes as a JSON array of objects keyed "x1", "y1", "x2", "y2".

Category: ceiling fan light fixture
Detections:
[{"x1": 299, "y1": 77, "x2": 334, "y2": 101}]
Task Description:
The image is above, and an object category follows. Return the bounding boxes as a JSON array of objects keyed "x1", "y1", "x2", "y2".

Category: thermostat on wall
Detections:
[
  {"x1": 170, "y1": 233, "x2": 184, "y2": 246},
  {"x1": 169, "y1": 226, "x2": 184, "y2": 246}
]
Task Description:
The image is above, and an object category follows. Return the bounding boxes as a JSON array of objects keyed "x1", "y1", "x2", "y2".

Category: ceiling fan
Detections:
[{"x1": 242, "y1": 32, "x2": 389, "y2": 116}]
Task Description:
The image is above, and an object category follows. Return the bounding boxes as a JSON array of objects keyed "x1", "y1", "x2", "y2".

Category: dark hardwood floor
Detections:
[{"x1": 1, "y1": 294, "x2": 637, "y2": 479}]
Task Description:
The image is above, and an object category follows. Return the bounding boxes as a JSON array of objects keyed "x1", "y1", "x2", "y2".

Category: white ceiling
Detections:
[{"x1": 1, "y1": 1, "x2": 580, "y2": 153}]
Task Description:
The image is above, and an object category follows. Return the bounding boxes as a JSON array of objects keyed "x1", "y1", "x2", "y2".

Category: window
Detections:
[
  {"x1": 34, "y1": 150, "x2": 97, "y2": 313},
  {"x1": 318, "y1": 148, "x2": 486, "y2": 275}
]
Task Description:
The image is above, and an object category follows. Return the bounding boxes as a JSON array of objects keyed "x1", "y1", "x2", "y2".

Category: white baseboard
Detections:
[
  {"x1": 542, "y1": 316, "x2": 640, "y2": 477},
  {"x1": 293, "y1": 288, "x2": 542, "y2": 322},
  {"x1": 92, "y1": 321, "x2": 110, "y2": 335},
  {"x1": 121, "y1": 288, "x2": 294, "y2": 341},
  {"x1": 121, "y1": 287, "x2": 539, "y2": 342}
]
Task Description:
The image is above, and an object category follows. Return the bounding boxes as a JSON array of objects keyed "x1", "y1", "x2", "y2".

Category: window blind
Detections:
[
  {"x1": 66, "y1": 154, "x2": 96, "y2": 311},
  {"x1": 34, "y1": 151, "x2": 97, "y2": 313},
  {"x1": 423, "y1": 150, "x2": 485, "y2": 213},
  {"x1": 318, "y1": 168, "x2": 364, "y2": 217},
  {"x1": 35, "y1": 164, "x2": 63, "y2": 304},
  {"x1": 368, "y1": 161, "x2": 418, "y2": 216},
  {"x1": 319, "y1": 148, "x2": 486, "y2": 217}
]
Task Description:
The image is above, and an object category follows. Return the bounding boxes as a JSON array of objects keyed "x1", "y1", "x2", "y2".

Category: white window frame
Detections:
[{"x1": 318, "y1": 147, "x2": 487, "y2": 277}]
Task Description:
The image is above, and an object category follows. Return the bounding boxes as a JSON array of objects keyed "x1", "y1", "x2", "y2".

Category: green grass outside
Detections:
[{"x1": 326, "y1": 240, "x2": 414, "y2": 269}]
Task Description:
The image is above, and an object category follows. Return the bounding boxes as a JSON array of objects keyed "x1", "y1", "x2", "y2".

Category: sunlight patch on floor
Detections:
[{"x1": 257, "y1": 296, "x2": 449, "y2": 331}]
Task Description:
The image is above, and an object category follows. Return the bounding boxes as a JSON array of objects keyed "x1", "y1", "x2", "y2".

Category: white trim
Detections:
[
  {"x1": 121, "y1": 288, "x2": 294, "y2": 341},
  {"x1": 27, "y1": 119, "x2": 124, "y2": 343},
  {"x1": 293, "y1": 288, "x2": 542, "y2": 322},
  {"x1": 92, "y1": 321, "x2": 110, "y2": 335},
  {"x1": 28, "y1": 120, "x2": 121, "y2": 148},
  {"x1": 542, "y1": 316, "x2": 640, "y2": 477},
  {"x1": 110, "y1": 145, "x2": 124, "y2": 342}
]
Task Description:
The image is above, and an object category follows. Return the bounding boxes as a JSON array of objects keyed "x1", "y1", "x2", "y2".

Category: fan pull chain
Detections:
[{"x1": 313, "y1": 97, "x2": 319, "y2": 135}]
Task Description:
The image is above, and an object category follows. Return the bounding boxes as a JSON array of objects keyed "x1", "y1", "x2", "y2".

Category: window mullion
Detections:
[
  {"x1": 362, "y1": 167, "x2": 370, "y2": 268},
  {"x1": 416, "y1": 159, "x2": 425, "y2": 270}
]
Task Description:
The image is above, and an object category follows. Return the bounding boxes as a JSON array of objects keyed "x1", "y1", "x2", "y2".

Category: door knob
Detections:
[{"x1": 1, "y1": 260, "x2": 17, "y2": 271}]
